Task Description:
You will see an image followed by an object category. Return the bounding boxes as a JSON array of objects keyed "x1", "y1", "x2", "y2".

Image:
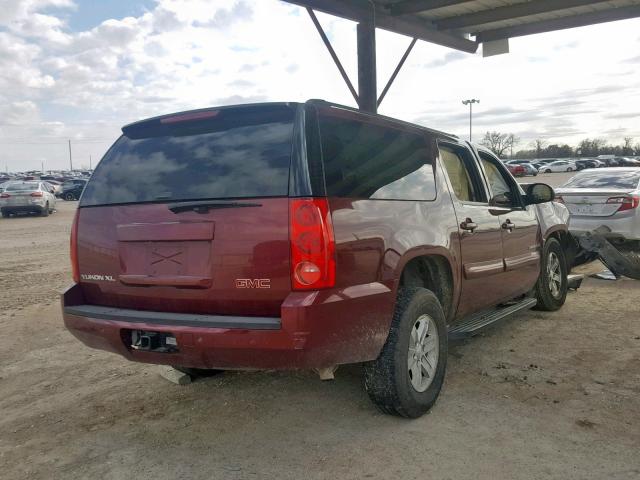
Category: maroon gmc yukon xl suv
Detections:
[{"x1": 63, "y1": 101, "x2": 572, "y2": 417}]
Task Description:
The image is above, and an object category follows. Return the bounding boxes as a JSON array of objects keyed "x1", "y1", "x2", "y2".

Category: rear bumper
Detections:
[
  {"x1": 1, "y1": 204, "x2": 45, "y2": 213},
  {"x1": 62, "y1": 282, "x2": 395, "y2": 370},
  {"x1": 568, "y1": 215, "x2": 640, "y2": 241}
]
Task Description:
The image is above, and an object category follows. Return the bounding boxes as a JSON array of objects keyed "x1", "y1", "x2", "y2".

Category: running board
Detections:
[{"x1": 448, "y1": 297, "x2": 537, "y2": 340}]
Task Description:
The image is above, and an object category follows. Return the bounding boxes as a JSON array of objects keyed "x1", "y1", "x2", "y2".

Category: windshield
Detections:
[
  {"x1": 81, "y1": 105, "x2": 295, "y2": 207},
  {"x1": 562, "y1": 171, "x2": 640, "y2": 189}
]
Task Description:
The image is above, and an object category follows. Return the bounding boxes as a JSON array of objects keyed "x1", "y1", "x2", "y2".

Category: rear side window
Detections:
[
  {"x1": 562, "y1": 171, "x2": 640, "y2": 189},
  {"x1": 317, "y1": 109, "x2": 435, "y2": 200},
  {"x1": 81, "y1": 105, "x2": 295, "y2": 206}
]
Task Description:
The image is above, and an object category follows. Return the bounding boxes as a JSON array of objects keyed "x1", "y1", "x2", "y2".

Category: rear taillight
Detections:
[
  {"x1": 606, "y1": 195, "x2": 639, "y2": 212},
  {"x1": 289, "y1": 198, "x2": 336, "y2": 290},
  {"x1": 0, "y1": 193, "x2": 10, "y2": 198},
  {"x1": 70, "y1": 209, "x2": 80, "y2": 283},
  {"x1": 30, "y1": 191, "x2": 43, "y2": 197}
]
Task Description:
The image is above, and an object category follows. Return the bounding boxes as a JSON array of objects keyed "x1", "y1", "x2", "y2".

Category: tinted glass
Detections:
[
  {"x1": 6, "y1": 182, "x2": 39, "y2": 191},
  {"x1": 562, "y1": 171, "x2": 640, "y2": 189},
  {"x1": 81, "y1": 106, "x2": 295, "y2": 206},
  {"x1": 318, "y1": 110, "x2": 435, "y2": 200}
]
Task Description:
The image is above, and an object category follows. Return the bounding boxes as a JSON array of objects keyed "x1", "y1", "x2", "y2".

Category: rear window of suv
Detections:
[
  {"x1": 81, "y1": 105, "x2": 295, "y2": 206},
  {"x1": 317, "y1": 109, "x2": 436, "y2": 200}
]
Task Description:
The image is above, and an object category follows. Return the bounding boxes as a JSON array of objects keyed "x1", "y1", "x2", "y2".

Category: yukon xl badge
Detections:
[
  {"x1": 235, "y1": 279, "x2": 271, "y2": 289},
  {"x1": 81, "y1": 274, "x2": 116, "y2": 282}
]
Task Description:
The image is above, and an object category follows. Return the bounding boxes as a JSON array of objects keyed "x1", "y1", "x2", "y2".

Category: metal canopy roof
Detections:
[
  {"x1": 283, "y1": 1, "x2": 640, "y2": 113},
  {"x1": 285, "y1": 0, "x2": 640, "y2": 53}
]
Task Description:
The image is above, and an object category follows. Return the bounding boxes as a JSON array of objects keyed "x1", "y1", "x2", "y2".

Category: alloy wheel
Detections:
[
  {"x1": 407, "y1": 314, "x2": 439, "y2": 393},
  {"x1": 547, "y1": 252, "x2": 562, "y2": 299}
]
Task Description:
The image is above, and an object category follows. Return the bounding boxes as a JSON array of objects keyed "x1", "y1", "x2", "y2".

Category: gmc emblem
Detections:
[{"x1": 235, "y1": 279, "x2": 271, "y2": 289}]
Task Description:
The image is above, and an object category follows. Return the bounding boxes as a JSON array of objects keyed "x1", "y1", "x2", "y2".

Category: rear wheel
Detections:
[
  {"x1": 41, "y1": 203, "x2": 49, "y2": 217},
  {"x1": 545, "y1": 169, "x2": 552, "y2": 173},
  {"x1": 534, "y1": 237, "x2": 568, "y2": 311},
  {"x1": 1, "y1": 210, "x2": 10, "y2": 218},
  {"x1": 64, "y1": 193, "x2": 76, "y2": 201},
  {"x1": 364, "y1": 287, "x2": 448, "y2": 418},
  {"x1": 566, "y1": 167, "x2": 573, "y2": 172}
]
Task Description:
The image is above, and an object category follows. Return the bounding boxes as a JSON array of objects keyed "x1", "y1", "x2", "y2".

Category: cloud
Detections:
[
  {"x1": 194, "y1": 1, "x2": 253, "y2": 28},
  {"x1": 423, "y1": 51, "x2": 467, "y2": 68}
]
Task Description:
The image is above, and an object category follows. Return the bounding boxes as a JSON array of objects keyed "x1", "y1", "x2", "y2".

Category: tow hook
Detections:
[{"x1": 131, "y1": 330, "x2": 178, "y2": 353}]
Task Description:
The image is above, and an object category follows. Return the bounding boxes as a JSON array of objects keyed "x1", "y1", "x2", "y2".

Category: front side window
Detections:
[
  {"x1": 438, "y1": 145, "x2": 484, "y2": 202},
  {"x1": 317, "y1": 109, "x2": 436, "y2": 200}
]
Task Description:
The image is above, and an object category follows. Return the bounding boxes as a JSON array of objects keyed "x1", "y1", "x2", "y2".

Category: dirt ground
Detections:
[{"x1": 1, "y1": 200, "x2": 639, "y2": 480}]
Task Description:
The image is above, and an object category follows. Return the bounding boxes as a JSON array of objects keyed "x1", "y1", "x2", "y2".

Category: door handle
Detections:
[
  {"x1": 502, "y1": 219, "x2": 515, "y2": 232},
  {"x1": 460, "y1": 218, "x2": 478, "y2": 232}
]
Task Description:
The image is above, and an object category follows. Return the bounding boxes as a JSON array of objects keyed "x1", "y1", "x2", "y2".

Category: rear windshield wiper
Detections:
[{"x1": 168, "y1": 200, "x2": 262, "y2": 214}]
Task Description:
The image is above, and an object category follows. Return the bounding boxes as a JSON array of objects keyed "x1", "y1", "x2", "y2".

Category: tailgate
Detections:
[
  {"x1": 77, "y1": 200, "x2": 290, "y2": 317},
  {"x1": 75, "y1": 104, "x2": 297, "y2": 318}
]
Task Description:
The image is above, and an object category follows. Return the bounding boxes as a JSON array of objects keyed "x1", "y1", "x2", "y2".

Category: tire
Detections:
[
  {"x1": 172, "y1": 366, "x2": 224, "y2": 378},
  {"x1": 545, "y1": 169, "x2": 552, "y2": 173},
  {"x1": 533, "y1": 172, "x2": 538, "y2": 176},
  {"x1": 364, "y1": 287, "x2": 448, "y2": 418},
  {"x1": 616, "y1": 241, "x2": 640, "y2": 271},
  {"x1": 534, "y1": 237, "x2": 568, "y2": 311},
  {"x1": 566, "y1": 167, "x2": 573, "y2": 172},
  {"x1": 64, "y1": 193, "x2": 76, "y2": 201},
  {"x1": 41, "y1": 203, "x2": 49, "y2": 217},
  {"x1": 1, "y1": 210, "x2": 9, "y2": 218}
]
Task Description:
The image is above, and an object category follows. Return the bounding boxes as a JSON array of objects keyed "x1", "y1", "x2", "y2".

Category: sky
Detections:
[{"x1": 1, "y1": 0, "x2": 639, "y2": 172}]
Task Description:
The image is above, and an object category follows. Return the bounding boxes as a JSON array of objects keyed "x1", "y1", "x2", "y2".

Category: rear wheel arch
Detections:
[{"x1": 398, "y1": 254, "x2": 455, "y2": 322}]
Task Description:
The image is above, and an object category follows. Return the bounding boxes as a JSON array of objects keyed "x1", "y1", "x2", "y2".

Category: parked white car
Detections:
[
  {"x1": 555, "y1": 168, "x2": 640, "y2": 242},
  {"x1": 540, "y1": 160, "x2": 577, "y2": 173},
  {"x1": 0, "y1": 181, "x2": 57, "y2": 217}
]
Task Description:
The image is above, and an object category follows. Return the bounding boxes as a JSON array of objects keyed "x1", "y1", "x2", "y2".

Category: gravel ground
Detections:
[{"x1": 1, "y1": 199, "x2": 639, "y2": 480}]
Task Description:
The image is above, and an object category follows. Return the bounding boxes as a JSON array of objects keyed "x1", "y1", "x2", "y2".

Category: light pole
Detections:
[{"x1": 462, "y1": 99, "x2": 480, "y2": 141}]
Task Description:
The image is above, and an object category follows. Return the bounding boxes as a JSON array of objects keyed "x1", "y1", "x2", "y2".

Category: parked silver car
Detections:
[
  {"x1": 555, "y1": 168, "x2": 640, "y2": 242},
  {"x1": 0, "y1": 181, "x2": 57, "y2": 217}
]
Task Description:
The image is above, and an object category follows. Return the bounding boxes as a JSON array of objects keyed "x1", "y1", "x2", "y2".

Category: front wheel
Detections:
[
  {"x1": 364, "y1": 287, "x2": 448, "y2": 418},
  {"x1": 545, "y1": 169, "x2": 552, "y2": 173},
  {"x1": 566, "y1": 167, "x2": 573, "y2": 172},
  {"x1": 64, "y1": 193, "x2": 75, "y2": 201},
  {"x1": 534, "y1": 237, "x2": 568, "y2": 311}
]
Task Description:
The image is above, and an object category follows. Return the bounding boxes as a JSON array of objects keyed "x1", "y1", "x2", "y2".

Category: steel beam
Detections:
[
  {"x1": 389, "y1": 0, "x2": 473, "y2": 16},
  {"x1": 357, "y1": 20, "x2": 377, "y2": 113},
  {"x1": 476, "y1": 4, "x2": 640, "y2": 42},
  {"x1": 436, "y1": 0, "x2": 610, "y2": 31},
  {"x1": 306, "y1": 8, "x2": 360, "y2": 105},
  {"x1": 377, "y1": 38, "x2": 417, "y2": 108},
  {"x1": 284, "y1": 0, "x2": 478, "y2": 53}
]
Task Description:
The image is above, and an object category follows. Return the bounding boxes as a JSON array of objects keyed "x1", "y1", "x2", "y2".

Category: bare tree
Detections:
[
  {"x1": 480, "y1": 131, "x2": 516, "y2": 158},
  {"x1": 530, "y1": 139, "x2": 548, "y2": 158},
  {"x1": 623, "y1": 137, "x2": 634, "y2": 155}
]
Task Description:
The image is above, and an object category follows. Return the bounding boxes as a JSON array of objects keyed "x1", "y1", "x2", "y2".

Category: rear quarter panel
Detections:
[{"x1": 327, "y1": 162, "x2": 461, "y2": 353}]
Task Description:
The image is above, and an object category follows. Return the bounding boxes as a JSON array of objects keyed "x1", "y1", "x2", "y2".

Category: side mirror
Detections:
[{"x1": 524, "y1": 183, "x2": 554, "y2": 205}]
